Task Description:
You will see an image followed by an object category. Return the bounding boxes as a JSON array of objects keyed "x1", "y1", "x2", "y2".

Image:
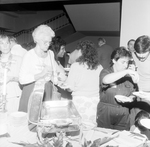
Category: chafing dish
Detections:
[
  {"x1": 40, "y1": 100, "x2": 81, "y2": 125},
  {"x1": 39, "y1": 100, "x2": 81, "y2": 135},
  {"x1": 28, "y1": 89, "x2": 82, "y2": 144}
]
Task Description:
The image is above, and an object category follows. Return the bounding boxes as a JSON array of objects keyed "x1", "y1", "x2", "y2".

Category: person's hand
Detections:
[
  {"x1": 129, "y1": 95, "x2": 136, "y2": 101},
  {"x1": 57, "y1": 72, "x2": 67, "y2": 82},
  {"x1": 128, "y1": 64, "x2": 137, "y2": 71},
  {"x1": 126, "y1": 69, "x2": 139, "y2": 83}
]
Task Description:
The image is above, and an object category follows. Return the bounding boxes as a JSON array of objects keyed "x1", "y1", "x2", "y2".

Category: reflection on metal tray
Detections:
[
  {"x1": 40, "y1": 100, "x2": 81, "y2": 126},
  {"x1": 41, "y1": 124, "x2": 80, "y2": 137}
]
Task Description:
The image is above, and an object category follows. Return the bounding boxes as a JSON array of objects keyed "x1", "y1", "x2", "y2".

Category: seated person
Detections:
[{"x1": 97, "y1": 47, "x2": 139, "y2": 131}]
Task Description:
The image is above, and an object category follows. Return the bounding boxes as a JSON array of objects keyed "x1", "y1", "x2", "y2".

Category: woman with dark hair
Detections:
[
  {"x1": 97, "y1": 47, "x2": 139, "y2": 130},
  {"x1": 50, "y1": 36, "x2": 66, "y2": 66},
  {"x1": 65, "y1": 40, "x2": 103, "y2": 125},
  {"x1": 50, "y1": 36, "x2": 71, "y2": 99}
]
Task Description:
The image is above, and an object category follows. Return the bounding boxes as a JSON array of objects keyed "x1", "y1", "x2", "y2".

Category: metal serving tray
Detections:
[
  {"x1": 38, "y1": 100, "x2": 81, "y2": 136},
  {"x1": 40, "y1": 100, "x2": 81, "y2": 126}
]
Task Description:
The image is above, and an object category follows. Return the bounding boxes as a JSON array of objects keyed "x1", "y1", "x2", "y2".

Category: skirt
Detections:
[{"x1": 72, "y1": 96, "x2": 99, "y2": 126}]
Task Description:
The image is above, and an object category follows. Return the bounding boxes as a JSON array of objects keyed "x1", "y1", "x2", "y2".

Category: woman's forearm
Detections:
[{"x1": 103, "y1": 70, "x2": 127, "y2": 84}]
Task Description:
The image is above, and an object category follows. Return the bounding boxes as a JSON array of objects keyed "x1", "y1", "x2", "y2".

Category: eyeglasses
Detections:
[
  {"x1": 42, "y1": 40, "x2": 52, "y2": 46},
  {"x1": 0, "y1": 40, "x2": 9, "y2": 45}
]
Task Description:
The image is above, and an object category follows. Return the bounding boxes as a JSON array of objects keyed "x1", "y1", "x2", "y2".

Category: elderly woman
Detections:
[
  {"x1": 65, "y1": 40, "x2": 103, "y2": 125},
  {"x1": 18, "y1": 25, "x2": 60, "y2": 112},
  {"x1": 0, "y1": 34, "x2": 22, "y2": 112},
  {"x1": 97, "y1": 47, "x2": 139, "y2": 130}
]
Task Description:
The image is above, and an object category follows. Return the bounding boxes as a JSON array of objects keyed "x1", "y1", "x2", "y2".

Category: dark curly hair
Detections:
[
  {"x1": 76, "y1": 40, "x2": 100, "y2": 70},
  {"x1": 50, "y1": 36, "x2": 66, "y2": 62}
]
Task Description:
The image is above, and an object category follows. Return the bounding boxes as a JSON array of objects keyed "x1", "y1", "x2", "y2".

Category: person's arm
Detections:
[
  {"x1": 103, "y1": 69, "x2": 139, "y2": 84},
  {"x1": 103, "y1": 70, "x2": 128, "y2": 84}
]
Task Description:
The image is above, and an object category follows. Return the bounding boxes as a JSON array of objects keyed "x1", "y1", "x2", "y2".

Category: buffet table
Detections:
[
  {"x1": 0, "y1": 121, "x2": 149, "y2": 147},
  {"x1": 1, "y1": 87, "x2": 150, "y2": 146}
]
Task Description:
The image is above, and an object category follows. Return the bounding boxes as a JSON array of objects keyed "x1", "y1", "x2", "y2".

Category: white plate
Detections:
[
  {"x1": 115, "y1": 95, "x2": 132, "y2": 102},
  {"x1": 64, "y1": 68, "x2": 70, "y2": 72},
  {"x1": 140, "y1": 118, "x2": 150, "y2": 129},
  {"x1": 133, "y1": 91, "x2": 150, "y2": 99}
]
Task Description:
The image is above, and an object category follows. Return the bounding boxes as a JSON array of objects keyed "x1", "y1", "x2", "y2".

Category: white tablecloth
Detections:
[{"x1": 0, "y1": 126, "x2": 148, "y2": 147}]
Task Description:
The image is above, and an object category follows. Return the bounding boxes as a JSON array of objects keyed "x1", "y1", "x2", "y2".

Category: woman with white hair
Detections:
[{"x1": 18, "y1": 24, "x2": 61, "y2": 112}]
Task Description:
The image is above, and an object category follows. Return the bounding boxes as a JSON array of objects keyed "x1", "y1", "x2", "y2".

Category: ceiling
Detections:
[
  {"x1": 0, "y1": 0, "x2": 121, "y2": 10},
  {"x1": 0, "y1": 0, "x2": 121, "y2": 38}
]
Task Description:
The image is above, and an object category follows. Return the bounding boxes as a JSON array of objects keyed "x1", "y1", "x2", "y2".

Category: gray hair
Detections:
[{"x1": 32, "y1": 25, "x2": 55, "y2": 43}]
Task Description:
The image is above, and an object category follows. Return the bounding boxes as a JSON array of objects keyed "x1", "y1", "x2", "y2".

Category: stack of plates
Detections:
[
  {"x1": 7, "y1": 112, "x2": 29, "y2": 137},
  {"x1": 6, "y1": 112, "x2": 37, "y2": 144},
  {"x1": 8, "y1": 111, "x2": 28, "y2": 127}
]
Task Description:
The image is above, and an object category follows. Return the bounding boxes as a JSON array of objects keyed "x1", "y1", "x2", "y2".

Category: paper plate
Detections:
[
  {"x1": 64, "y1": 68, "x2": 70, "y2": 72},
  {"x1": 140, "y1": 118, "x2": 150, "y2": 129},
  {"x1": 115, "y1": 95, "x2": 132, "y2": 102},
  {"x1": 133, "y1": 91, "x2": 150, "y2": 100}
]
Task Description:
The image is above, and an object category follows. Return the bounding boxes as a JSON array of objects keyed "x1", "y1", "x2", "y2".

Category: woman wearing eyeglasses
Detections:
[{"x1": 18, "y1": 25, "x2": 61, "y2": 112}]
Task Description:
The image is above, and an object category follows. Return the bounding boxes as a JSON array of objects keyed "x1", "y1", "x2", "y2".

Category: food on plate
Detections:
[{"x1": 115, "y1": 95, "x2": 133, "y2": 103}]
